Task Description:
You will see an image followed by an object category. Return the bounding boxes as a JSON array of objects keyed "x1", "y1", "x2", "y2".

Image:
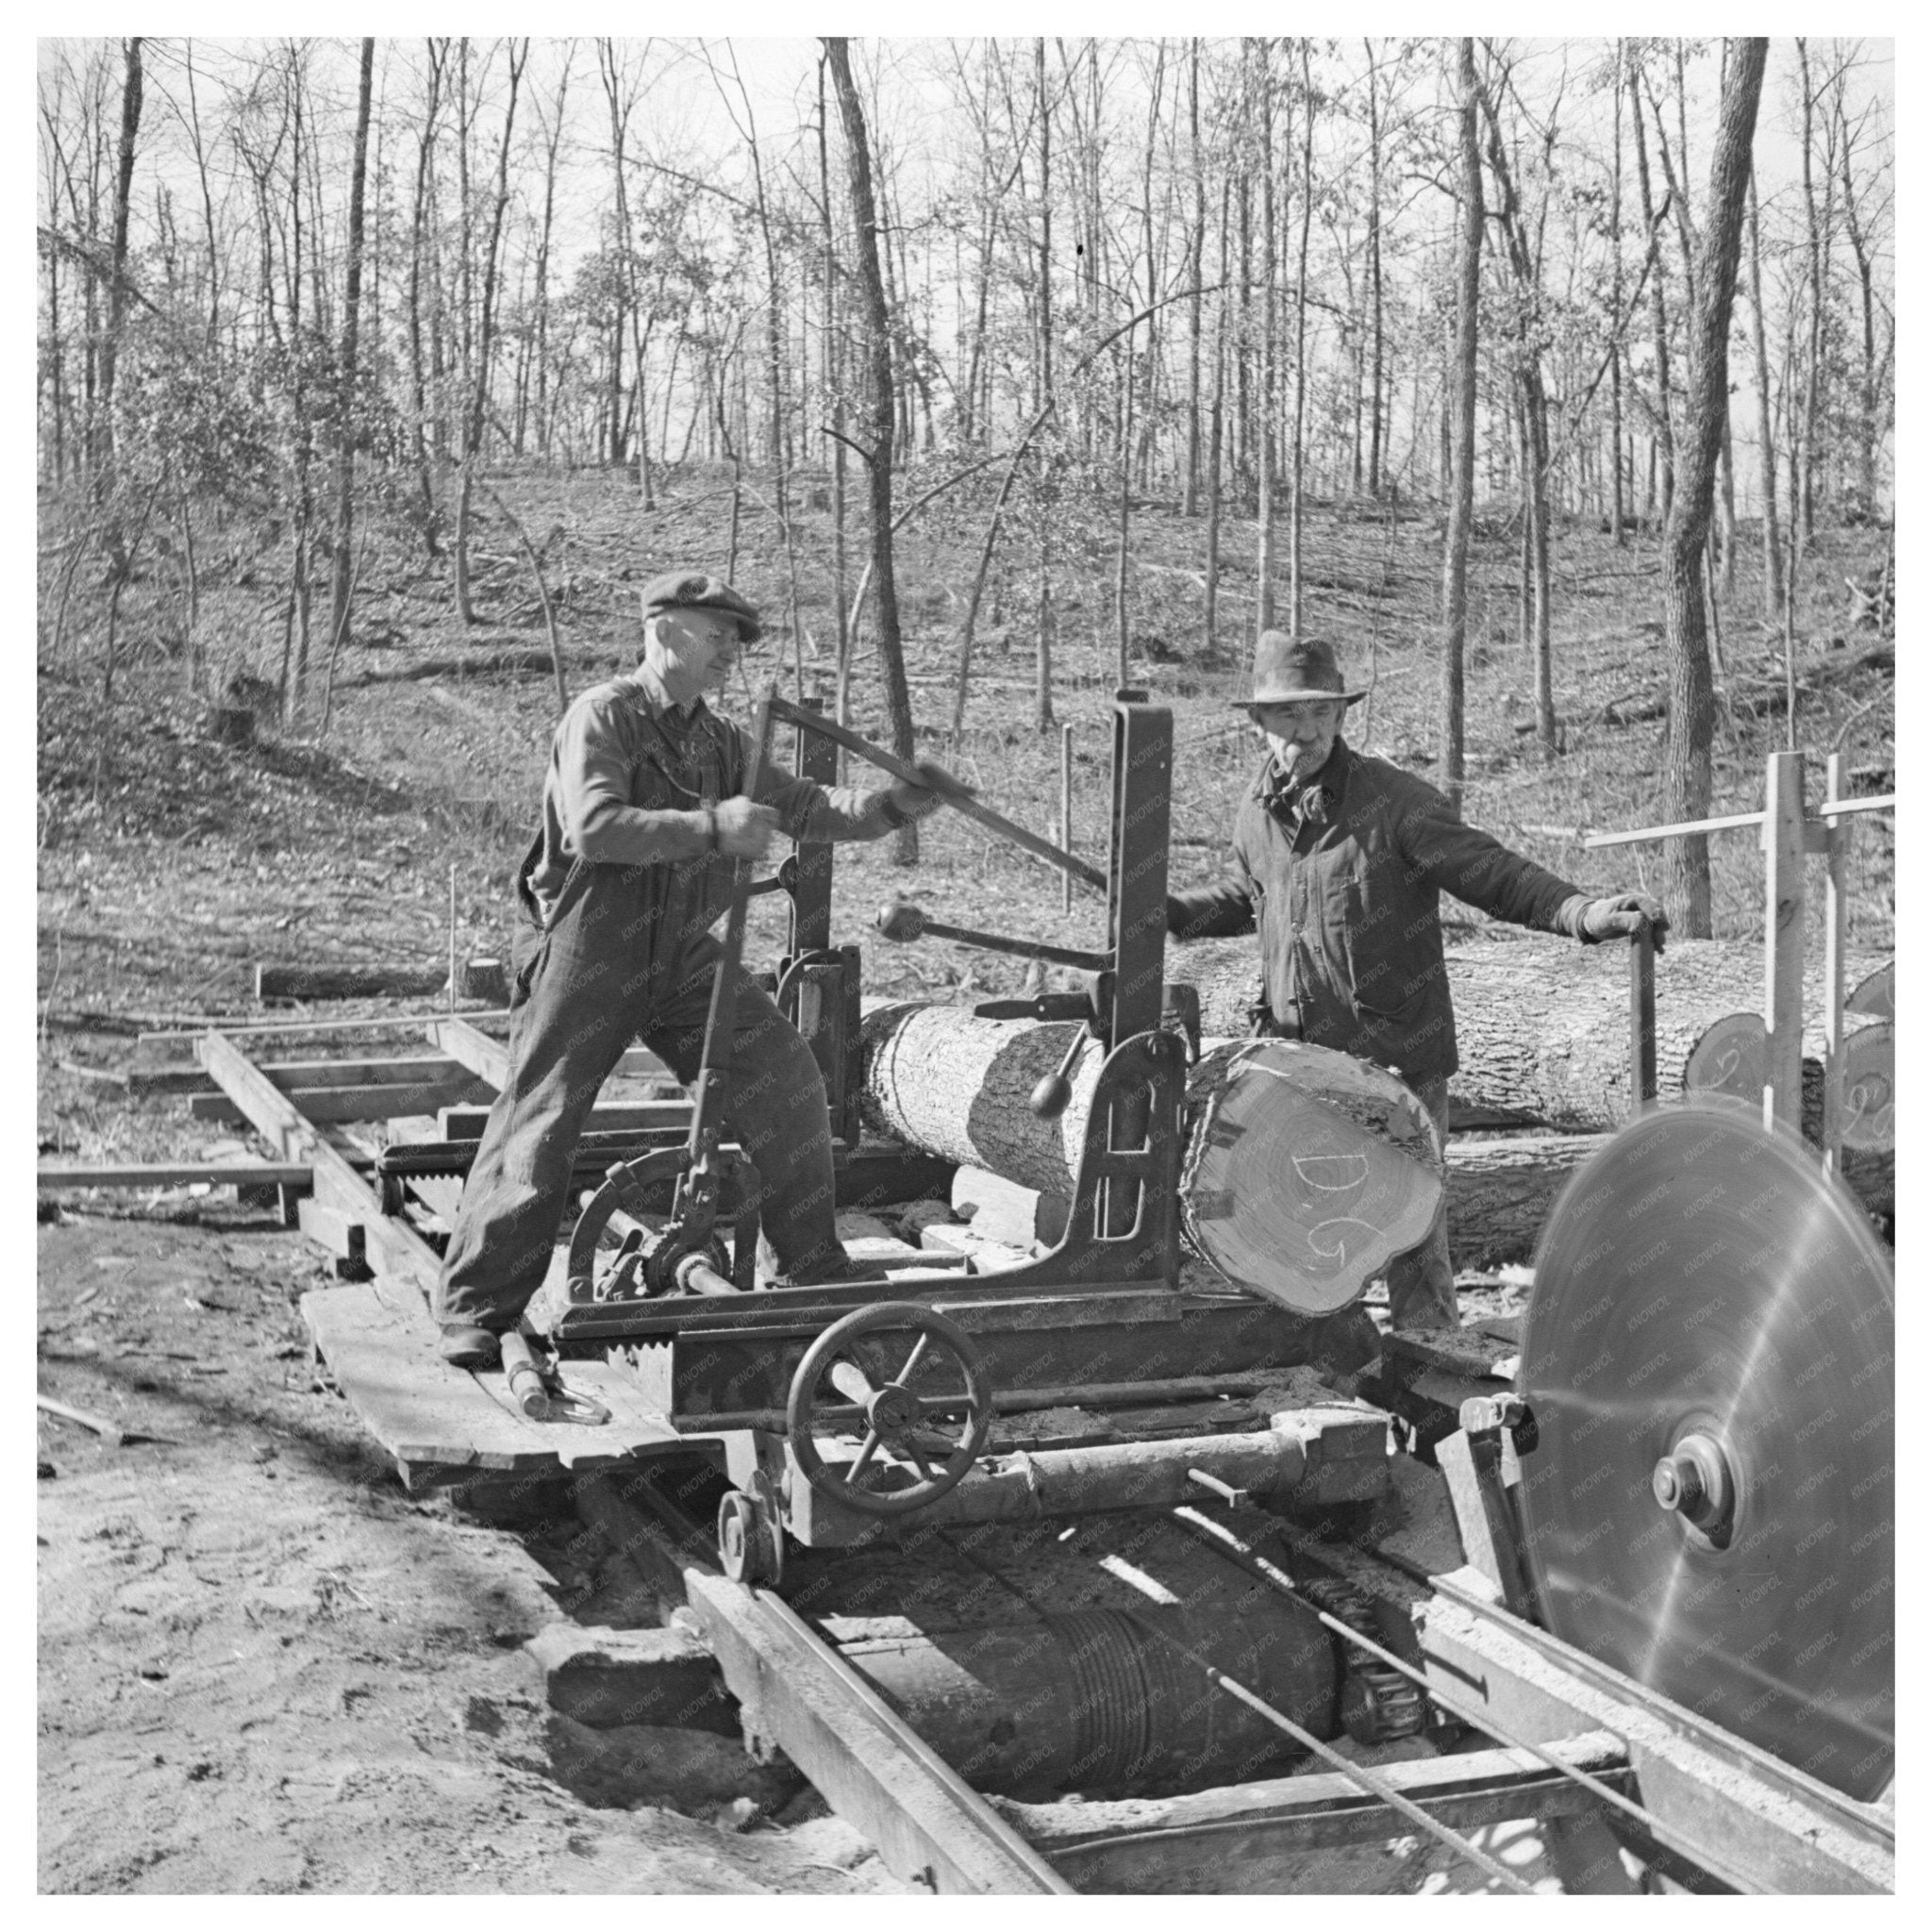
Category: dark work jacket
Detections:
[
  {"x1": 513, "y1": 675, "x2": 893, "y2": 1003},
  {"x1": 1168, "y1": 739, "x2": 1587, "y2": 1084}
]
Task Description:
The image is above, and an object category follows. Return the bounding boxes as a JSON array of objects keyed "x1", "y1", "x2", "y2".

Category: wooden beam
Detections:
[
  {"x1": 1291, "y1": 1541, "x2": 1893, "y2": 1894},
  {"x1": 1763, "y1": 752, "x2": 1807, "y2": 1131},
  {"x1": 683, "y1": 1571, "x2": 1073, "y2": 1894},
  {"x1": 37, "y1": 1161, "x2": 314, "y2": 1191},
  {"x1": 424, "y1": 1015, "x2": 512, "y2": 1091},
  {"x1": 132, "y1": 1054, "x2": 475, "y2": 1096},
  {"x1": 1822, "y1": 754, "x2": 1848, "y2": 1175},
  {"x1": 191, "y1": 1078, "x2": 491, "y2": 1124},
  {"x1": 195, "y1": 1032, "x2": 444, "y2": 1297},
  {"x1": 424, "y1": 1016, "x2": 673, "y2": 1093},
  {"x1": 437, "y1": 1099, "x2": 692, "y2": 1141},
  {"x1": 1001, "y1": 1731, "x2": 1631, "y2": 1890},
  {"x1": 141, "y1": 1010, "x2": 512, "y2": 1045}
]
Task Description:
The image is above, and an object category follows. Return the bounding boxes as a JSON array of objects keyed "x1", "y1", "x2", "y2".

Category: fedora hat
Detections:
[
  {"x1": 1232, "y1": 631, "x2": 1365, "y2": 708},
  {"x1": 640, "y1": 570, "x2": 761, "y2": 643}
]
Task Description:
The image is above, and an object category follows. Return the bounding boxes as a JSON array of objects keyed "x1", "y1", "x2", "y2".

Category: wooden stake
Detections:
[
  {"x1": 1822, "y1": 752, "x2": 1848, "y2": 1175},
  {"x1": 1762, "y1": 752, "x2": 1806, "y2": 1132},
  {"x1": 447, "y1": 864, "x2": 458, "y2": 1016}
]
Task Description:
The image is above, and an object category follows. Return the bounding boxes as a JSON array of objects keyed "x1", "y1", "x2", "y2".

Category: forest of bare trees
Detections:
[{"x1": 36, "y1": 37, "x2": 1893, "y2": 932}]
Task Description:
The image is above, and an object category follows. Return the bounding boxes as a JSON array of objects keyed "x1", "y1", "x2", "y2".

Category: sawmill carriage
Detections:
[{"x1": 292, "y1": 689, "x2": 1893, "y2": 1894}]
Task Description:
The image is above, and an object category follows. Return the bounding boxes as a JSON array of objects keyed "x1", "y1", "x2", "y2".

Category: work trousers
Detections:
[
  {"x1": 1383, "y1": 1074, "x2": 1458, "y2": 1331},
  {"x1": 436, "y1": 867, "x2": 845, "y2": 1333}
]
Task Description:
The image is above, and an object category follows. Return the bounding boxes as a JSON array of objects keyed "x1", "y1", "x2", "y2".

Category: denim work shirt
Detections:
[
  {"x1": 1169, "y1": 738, "x2": 1587, "y2": 1085},
  {"x1": 516, "y1": 673, "x2": 898, "y2": 983}
]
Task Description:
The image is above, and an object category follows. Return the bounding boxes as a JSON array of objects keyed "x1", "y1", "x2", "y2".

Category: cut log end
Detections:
[{"x1": 1183, "y1": 1041, "x2": 1442, "y2": 1315}]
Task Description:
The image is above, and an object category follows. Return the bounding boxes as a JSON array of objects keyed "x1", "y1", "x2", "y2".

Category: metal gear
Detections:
[
  {"x1": 1517, "y1": 1104, "x2": 1894, "y2": 1801},
  {"x1": 1339, "y1": 1667, "x2": 1427, "y2": 1745},
  {"x1": 1301, "y1": 1576, "x2": 1430, "y2": 1744}
]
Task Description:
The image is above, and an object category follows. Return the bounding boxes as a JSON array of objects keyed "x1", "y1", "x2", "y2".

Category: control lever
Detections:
[
  {"x1": 1029, "y1": 1023, "x2": 1091, "y2": 1120},
  {"x1": 874, "y1": 899, "x2": 1108, "y2": 974}
]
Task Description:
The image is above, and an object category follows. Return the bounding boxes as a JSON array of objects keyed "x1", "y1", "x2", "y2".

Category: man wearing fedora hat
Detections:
[
  {"x1": 433, "y1": 570, "x2": 958, "y2": 1367},
  {"x1": 1169, "y1": 630, "x2": 1666, "y2": 1333}
]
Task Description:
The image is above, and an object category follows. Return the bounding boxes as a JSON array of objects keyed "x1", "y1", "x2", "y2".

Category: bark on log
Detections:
[
  {"x1": 857, "y1": 1003, "x2": 1440, "y2": 1314},
  {"x1": 1444, "y1": 1133, "x2": 1601, "y2": 1268},
  {"x1": 1441, "y1": 1127, "x2": 1890, "y2": 1263},
  {"x1": 943, "y1": 1124, "x2": 1889, "y2": 1275},
  {"x1": 256, "y1": 963, "x2": 447, "y2": 1002},
  {"x1": 1171, "y1": 933, "x2": 1889, "y2": 1132}
]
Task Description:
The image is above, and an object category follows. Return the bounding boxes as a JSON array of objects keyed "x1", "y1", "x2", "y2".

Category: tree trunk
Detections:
[
  {"x1": 1659, "y1": 38, "x2": 1766, "y2": 940},
  {"x1": 1034, "y1": 36, "x2": 1052, "y2": 415},
  {"x1": 407, "y1": 42, "x2": 445, "y2": 556},
  {"x1": 1253, "y1": 39, "x2": 1277, "y2": 635},
  {"x1": 816, "y1": 58, "x2": 852, "y2": 733},
  {"x1": 1182, "y1": 38, "x2": 1205, "y2": 518},
  {"x1": 1796, "y1": 38, "x2": 1823, "y2": 540},
  {"x1": 531, "y1": 48, "x2": 572, "y2": 463},
  {"x1": 1365, "y1": 39, "x2": 1385, "y2": 500},
  {"x1": 1288, "y1": 39, "x2": 1314, "y2": 635},
  {"x1": 1627, "y1": 51, "x2": 1674, "y2": 521},
  {"x1": 1834, "y1": 78, "x2": 1879, "y2": 514},
  {"x1": 1608, "y1": 53, "x2": 1626, "y2": 546},
  {"x1": 1203, "y1": 178, "x2": 1230, "y2": 654},
  {"x1": 96, "y1": 37, "x2": 143, "y2": 488},
  {"x1": 824, "y1": 39, "x2": 920, "y2": 863},
  {"x1": 328, "y1": 39, "x2": 375, "y2": 655},
  {"x1": 1440, "y1": 37, "x2": 1482, "y2": 818},
  {"x1": 858, "y1": 1006, "x2": 1441, "y2": 1315}
]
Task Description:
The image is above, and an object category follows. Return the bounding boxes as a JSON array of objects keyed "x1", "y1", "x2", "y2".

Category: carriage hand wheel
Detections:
[{"x1": 785, "y1": 1303, "x2": 993, "y2": 1518}]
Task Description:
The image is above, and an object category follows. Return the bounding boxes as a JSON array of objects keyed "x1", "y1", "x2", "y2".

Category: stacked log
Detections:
[
  {"x1": 858, "y1": 991, "x2": 1892, "y2": 1278},
  {"x1": 1172, "y1": 932, "x2": 1890, "y2": 1129}
]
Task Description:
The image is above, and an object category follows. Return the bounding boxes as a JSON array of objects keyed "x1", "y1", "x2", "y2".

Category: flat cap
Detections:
[{"x1": 640, "y1": 570, "x2": 761, "y2": 643}]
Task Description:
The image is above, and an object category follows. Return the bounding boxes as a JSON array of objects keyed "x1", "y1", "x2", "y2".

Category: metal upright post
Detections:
[
  {"x1": 1628, "y1": 923, "x2": 1657, "y2": 1118},
  {"x1": 1103, "y1": 691, "x2": 1171, "y2": 1239},
  {"x1": 1762, "y1": 752, "x2": 1806, "y2": 1133},
  {"x1": 1821, "y1": 752, "x2": 1848, "y2": 1175},
  {"x1": 1060, "y1": 723, "x2": 1074, "y2": 917},
  {"x1": 790, "y1": 694, "x2": 835, "y2": 955}
]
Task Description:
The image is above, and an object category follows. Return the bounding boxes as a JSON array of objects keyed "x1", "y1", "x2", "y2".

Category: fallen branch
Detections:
[
  {"x1": 337, "y1": 646, "x2": 625, "y2": 691},
  {"x1": 39, "y1": 1394, "x2": 122, "y2": 1442}
]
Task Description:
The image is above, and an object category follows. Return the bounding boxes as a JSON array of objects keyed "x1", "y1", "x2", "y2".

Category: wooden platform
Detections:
[{"x1": 302, "y1": 1278, "x2": 722, "y2": 1491}]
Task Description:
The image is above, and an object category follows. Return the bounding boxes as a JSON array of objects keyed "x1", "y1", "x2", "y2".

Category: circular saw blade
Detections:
[{"x1": 1517, "y1": 1104, "x2": 1893, "y2": 1801}]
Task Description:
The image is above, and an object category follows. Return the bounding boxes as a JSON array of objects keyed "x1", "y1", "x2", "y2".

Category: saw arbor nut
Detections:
[{"x1": 787, "y1": 1303, "x2": 993, "y2": 1518}]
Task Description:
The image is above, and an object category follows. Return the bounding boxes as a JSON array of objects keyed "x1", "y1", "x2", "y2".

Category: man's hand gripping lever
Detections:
[{"x1": 707, "y1": 793, "x2": 781, "y2": 860}]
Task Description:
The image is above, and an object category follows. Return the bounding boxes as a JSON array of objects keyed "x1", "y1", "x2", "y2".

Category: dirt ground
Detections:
[
  {"x1": 35, "y1": 1201, "x2": 903, "y2": 1896},
  {"x1": 38, "y1": 1178, "x2": 1571, "y2": 1897}
]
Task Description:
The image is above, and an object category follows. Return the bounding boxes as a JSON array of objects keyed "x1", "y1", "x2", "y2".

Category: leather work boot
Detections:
[{"x1": 439, "y1": 1323, "x2": 502, "y2": 1369}]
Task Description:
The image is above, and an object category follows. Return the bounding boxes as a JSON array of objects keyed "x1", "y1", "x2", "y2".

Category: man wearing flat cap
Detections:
[
  {"x1": 1168, "y1": 631, "x2": 1666, "y2": 1333},
  {"x1": 434, "y1": 570, "x2": 952, "y2": 1366}
]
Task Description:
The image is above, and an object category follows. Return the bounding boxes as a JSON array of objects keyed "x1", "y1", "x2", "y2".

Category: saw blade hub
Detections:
[{"x1": 1650, "y1": 1426, "x2": 1737, "y2": 1543}]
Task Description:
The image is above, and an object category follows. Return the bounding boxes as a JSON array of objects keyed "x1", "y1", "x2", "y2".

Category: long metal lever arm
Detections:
[
  {"x1": 767, "y1": 692, "x2": 1108, "y2": 893},
  {"x1": 689, "y1": 691, "x2": 776, "y2": 1171}
]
